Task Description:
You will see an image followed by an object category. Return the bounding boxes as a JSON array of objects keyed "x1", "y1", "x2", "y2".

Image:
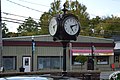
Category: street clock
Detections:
[
  {"x1": 62, "y1": 14, "x2": 80, "y2": 36},
  {"x1": 48, "y1": 3, "x2": 81, "y2": 76},
  {"x1": 61, "y1": 14, "x2": 80, "y2": 40},
  {"x1": 49, "y1": 14, "x2": 80, "y2": 41},
  {"x1": 49, "y1": 16, "x2": 59, "y2": 36}
]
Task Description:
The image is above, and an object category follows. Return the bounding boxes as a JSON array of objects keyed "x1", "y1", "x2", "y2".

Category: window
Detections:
[
  {"x1": 3, "y1": 56, "x2": 16, "y2": 70},
  {"x1": 96, "y1": 56, "x2": 109, "y2": 65},
  {"x1": 114, "y1": 55, "x2": 119, "y2": 62},
  {"x1": 37, "y1": 56, "x2": 63, "y2": 70},
  {"x1": 72, "y1": 56, "x2": 83, "y2": 65},
  {"x1": 25, "y1": 58, "x2": 29, "y2": 66}
]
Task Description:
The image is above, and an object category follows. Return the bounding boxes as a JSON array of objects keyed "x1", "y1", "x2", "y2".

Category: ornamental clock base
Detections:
[{"x1": 53, "y1": 34, "x2": 77, "y2": 41}]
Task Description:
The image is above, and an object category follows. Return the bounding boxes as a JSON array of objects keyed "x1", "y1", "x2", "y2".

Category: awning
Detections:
[{"x1": 71, "y1": 49, "x2": 114, "y2": 56}]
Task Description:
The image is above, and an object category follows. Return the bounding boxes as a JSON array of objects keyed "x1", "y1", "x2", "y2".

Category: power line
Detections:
[
  {"x1": 2, "y1": 17, "x2": 47, "y2": 26},
  {"x1": 2, "y1": 17, "x2": 24, "y2": 24},
  {"x1": 2, "y1": 12, "x2": 39, "y2": 20},
  {"x1": 2, "y1": 19, "x2": 120, "y2": 34},
  {"x1": 2, "y1": 19, "x2": 23, "y2": 24},
  {"x1": 18, "y1": 0, "x2": 50, "y2": 7},
  {"x1": 6, "y1": 0, "x2": 45, "y2": 13},
  {"x1": 2, "y1": 12, "x2": 120, "y2": 24},
  {"x1": 2, "y1": 17, "x2": 24, "y2": 22}
]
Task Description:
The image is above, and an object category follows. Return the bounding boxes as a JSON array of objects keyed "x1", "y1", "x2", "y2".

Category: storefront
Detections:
[
  {"x1": 1, "y1": 35, "x2": 115, "y2": 72},
  {"x1": 71, "y1": 49, "x2": 113, "y2": 65}
]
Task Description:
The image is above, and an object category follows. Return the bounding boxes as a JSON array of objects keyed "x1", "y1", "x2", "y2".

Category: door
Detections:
[{"x1": 23, "y1": 57, "x2": 31, "y2": 72}]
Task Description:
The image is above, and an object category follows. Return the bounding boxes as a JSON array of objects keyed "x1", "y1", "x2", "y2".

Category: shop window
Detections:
[
  {"x1": 25, "y1": 58, "x2": 29, "y2": 66},
  {"x1": 72, "y1": 56, "x2": 84, "y2": 65},
  {"x1": 37, "y1": 56, "x2": 63, "y2": 70},
  {"x1": 96, "y1": 56, "x2": 109, "y2": 65},
  {"x1": 114, "y1": 55, "x2": 119, "y2": 62},
  {"x1": 3, "y1": 56, "x2": 16, "y2": 70}
]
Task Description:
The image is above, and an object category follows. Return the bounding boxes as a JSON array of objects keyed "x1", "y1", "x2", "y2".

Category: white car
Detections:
[{"x1": 0, "y1": 76, "x2": 49, "y2": 80}]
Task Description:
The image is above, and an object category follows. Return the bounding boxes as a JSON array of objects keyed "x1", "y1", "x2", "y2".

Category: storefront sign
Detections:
[{"x1": 71, "y1": 49, "x2": 114, "y2": 56}]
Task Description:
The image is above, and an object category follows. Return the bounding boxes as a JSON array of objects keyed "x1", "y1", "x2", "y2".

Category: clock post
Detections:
[
  {"x1": 49, "y1": 3, "x2": 80, "y2": 77},
  {"x1": 61, "y1": 41, "x2": 69, "y2": 76},
  {"x1": 60, "y1": 3, "x2": 69, "y2": 76}
]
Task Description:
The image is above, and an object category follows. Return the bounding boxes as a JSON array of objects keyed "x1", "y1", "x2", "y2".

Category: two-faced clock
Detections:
[
  {"x1": 49, "y1": 17, "x2": 58, "y2": 36},
  {"x1": 49, "y1": 14, "x2": 80, "y2": 41},
  {"x1": 63, "y1": 14, "x2": 80, "y2": 36}
]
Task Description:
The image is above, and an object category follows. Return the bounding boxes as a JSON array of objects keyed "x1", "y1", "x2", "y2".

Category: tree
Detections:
[
  {"x1": 65, "y1": 0, "x2": 90, "y2": 36},
  {"x1": 7, "y1": 32, "x2": 20, "y2": 37},
  {"x1": 39, "y1": 0, "x2": 90, "y2": 35},
  {"x1": 75, "y1": 55, "x2": 87, "y2": 70},
  {"x1": 88, "y1": 16, "x2": 102, "y2": 36},
  {"x1": 2, "y1": 22, "x2": 9, "y2": 38},
  {"x1": 39, "y1": 12, "x2": 51, "y2": 35},
  {"x1": 95, "y1": 15, "x2": 120, "y2": 38},
  {"x1": 39, "y1": 0, "x2": 62, "y2": 34},
  {"x1": 17, "y1": 17, "x2": 40, "y2": 36}
]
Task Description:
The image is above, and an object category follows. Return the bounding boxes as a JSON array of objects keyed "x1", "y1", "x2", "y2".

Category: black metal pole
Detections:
[
  {"x1": 91, "y1": 42, "x2": 94, "y2": 70},
  {"x1": 31, "y1": 38, "x2": 35, "y2": 71},
  {"x1": 61, "y1": 41, "x2": 69, "y2": 76}
]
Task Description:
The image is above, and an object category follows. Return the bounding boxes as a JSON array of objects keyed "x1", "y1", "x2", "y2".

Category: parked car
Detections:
[{"x1": 0, "y1": 76, "x2": 49, "y2": 80}]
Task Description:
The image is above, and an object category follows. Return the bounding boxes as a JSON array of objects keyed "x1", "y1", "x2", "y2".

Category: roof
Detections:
[
  {"x1": 110, "y1": 35, "x2": 120, "y2": 41},
  {"x1": 3, "y1": 35, "x2": 114, "y2": 43}
]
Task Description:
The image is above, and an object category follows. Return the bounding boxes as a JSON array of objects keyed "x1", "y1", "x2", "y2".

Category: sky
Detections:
[{"x1": 1, "y1": 0, "x2": 120, "y2": 32}]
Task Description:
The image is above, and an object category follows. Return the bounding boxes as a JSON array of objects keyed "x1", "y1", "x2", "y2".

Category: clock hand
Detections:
[
  {"x1": 53, "y1": 24, "x2": 57, "y2": 31},
  {"x1": 70, "y1": 24, "x2": 77, "y2": 28},
  {"x1": 70, "y1": 24, "x2": 77, "y2": 31}
]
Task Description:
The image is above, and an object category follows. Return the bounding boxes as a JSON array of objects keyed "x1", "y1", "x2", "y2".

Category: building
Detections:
[
  {"x1": 1, "y1": 35, "x2": 114, "y2": 72},
  {"x1": 111, "y1": 35, "x2": 120, "y2": 68}
]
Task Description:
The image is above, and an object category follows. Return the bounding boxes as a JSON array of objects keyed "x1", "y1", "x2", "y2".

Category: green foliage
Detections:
[
  {"x1": 7, "y1": 32, "x2": 20, "y2": 37},
  {"x1": 50, "y1": 0, "x2": 62, "y2": 14},
  {"x1": 65, "y1": 0, "x2": 90, "y2": 35},
  {"x1": 2, "y1": 22, "x2": 9, "y2": 38},
  {"x1": 94, "y1": 16, "x2": 120, "y2": 38},
  {"x1": 75, "y1": 55, "x2": 87, "y2": 70},
  {"x1": 17, "y1": 17, "x2": 40, "y2": 36},
  {"x1": 75, "y1": 55, "x2": 87, "y2": 64},
  {"x1": 10, "y1": 0, "x2": 120, "y2": 37},
  {"x1": 1, "y1": 22, "x2": 19, "y2": 38},
  {"x1": 39, "y1": 12, "x2": 51, "y2": 35},
  {"x1": 39, "y1": 0, "x2": 89, "y2": 35}
]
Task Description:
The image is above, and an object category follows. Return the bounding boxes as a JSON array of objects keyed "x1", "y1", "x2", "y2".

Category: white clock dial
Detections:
[
  {"x1": 64, "y1": 17, "x2": 80, "y2": 35},
  {"x1": 49, "y1": 17, "x2": 57, "y2": 36}
]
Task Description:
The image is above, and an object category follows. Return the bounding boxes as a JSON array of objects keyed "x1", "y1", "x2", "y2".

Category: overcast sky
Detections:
[{"x1": 1, "y1": 0, "x2": 120, "y2": 32}]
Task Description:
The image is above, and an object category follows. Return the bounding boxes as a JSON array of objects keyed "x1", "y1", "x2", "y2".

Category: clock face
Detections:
[
  {"x1": 49, "y1": 17, "x2": 58, "y2": 36},
  {"x1": 64, "y1": 17, "x2": 80, "y2": 35}
]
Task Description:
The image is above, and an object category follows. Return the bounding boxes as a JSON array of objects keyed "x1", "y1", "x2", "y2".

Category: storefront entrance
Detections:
[{"x1": 23, "y1": 57, "x2": 31, "y2": 72}]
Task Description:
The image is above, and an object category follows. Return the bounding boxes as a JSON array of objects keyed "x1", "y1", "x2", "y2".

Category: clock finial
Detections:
[{"x1": 62, "y1": 3, "x2": 68, "y2": 14}]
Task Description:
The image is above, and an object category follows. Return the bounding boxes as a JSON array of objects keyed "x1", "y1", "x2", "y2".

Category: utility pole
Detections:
[{"x1": 0, "y1": 0, "x2": 3, "y2": 67}]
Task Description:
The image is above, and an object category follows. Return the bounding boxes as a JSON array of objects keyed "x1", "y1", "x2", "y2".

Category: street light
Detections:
[{"x1": 31, "y1": 36, "x2": 35, "y2": 71}]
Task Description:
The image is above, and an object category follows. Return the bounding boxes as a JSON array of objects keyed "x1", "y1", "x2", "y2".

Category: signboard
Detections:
[
  {"x1": 72, "y1": 49, "x2": 114, "y2": 56},
  {"x1": 32, "y1": 41, "x2": 35, "y2": 51}
]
